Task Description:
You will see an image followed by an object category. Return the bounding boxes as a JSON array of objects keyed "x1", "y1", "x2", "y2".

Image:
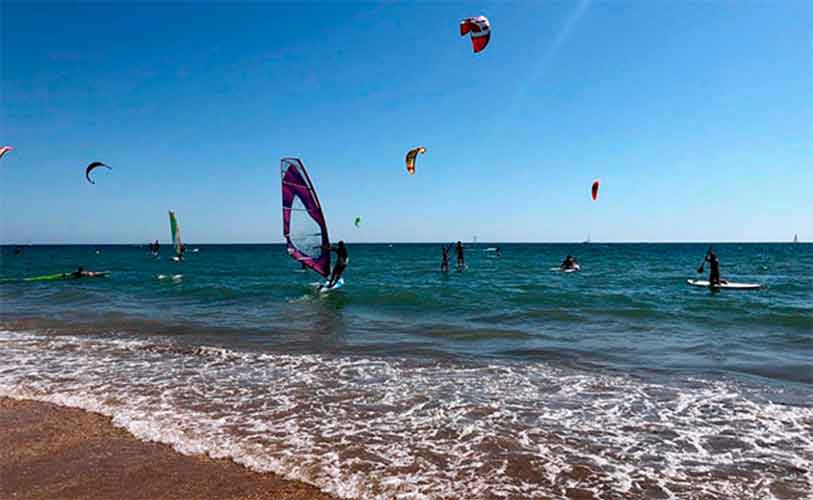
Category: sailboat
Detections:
[
  {"x1": 583, "y1": 233, "x2": 591, "y2": 244},
  {"x1": 168, "y1": 210, "x2": 185, "y2": 261},
  {"x1": 793, "y1": 234, "x2": 799, "y2": 244}
]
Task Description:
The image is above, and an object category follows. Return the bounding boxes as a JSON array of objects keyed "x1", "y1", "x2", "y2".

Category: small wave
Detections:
[{"x1": 1, "y1": 330, "x2": 810, "y2": 500}]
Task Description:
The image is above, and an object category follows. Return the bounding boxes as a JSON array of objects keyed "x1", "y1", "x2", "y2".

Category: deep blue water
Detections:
[{"x1": 1, "y1": 243, "x2": 811, "y2": 499}]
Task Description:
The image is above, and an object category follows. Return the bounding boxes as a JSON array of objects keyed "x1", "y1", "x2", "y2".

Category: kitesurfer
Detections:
[
  {"x1": 496, "y1": 246, "x2": 501, "y2": 258},
  {"x1": 326, "y1": 241, "x2": 348, "y2": 287},
  {"x1": 14, "y1": 246, "x2": 22, "y2": 256},
  {"x1": 704, "y1": 250, "x2": 725, "y2": 286},
  {"x1": 455, "y1": 241, "x2": 465, "y2": 268},
  {"x1": 560, "y1": 255, "x2": 578, "y2": 271},
  {"x1": 441, "y1": 244, "x2": 451, "y2": 272}
]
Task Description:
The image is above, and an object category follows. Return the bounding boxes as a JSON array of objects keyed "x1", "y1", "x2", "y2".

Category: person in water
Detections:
[
  {"x1": 455, "y1": 241, "x2": 465, "y2": 268},
  {"x1": 560, "y1": 255, "x2": 578, "y2": 270},
  {"x1": 68, "y1": 266, "x2": 104, "y2": 279},
  {"x1": 153, "y1": 240, "x2": 160, "y2": 254},
  {"x1": 14, "y1": 246, "x2": 22, "y2": 256},
  {"x1": 705, "y1": 249, "x2": 726, "y2": 286},
  {"x1": 326, "y1": 240, "x2": 348, "y2": 287},
  {"x1": 496, "y1": 246, "x2": 501, "y2": 258},
  {"x1": 441, "y1": 244, "x2": 451, "y2": 272}
]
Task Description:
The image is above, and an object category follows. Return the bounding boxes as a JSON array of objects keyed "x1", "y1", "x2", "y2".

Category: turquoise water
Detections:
[{"x1": 1, "y1": 243, "x2": 811, "y2": 499}]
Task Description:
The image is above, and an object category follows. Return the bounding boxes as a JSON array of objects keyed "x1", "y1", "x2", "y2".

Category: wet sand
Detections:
[{"x1": 0, "y1": 397, "x2": 336, "y2": 500}]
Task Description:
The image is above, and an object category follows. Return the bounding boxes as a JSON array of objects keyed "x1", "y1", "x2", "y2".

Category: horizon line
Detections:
[{"x1": 0, "y1": 241, "x2": 806, "y2": 246}]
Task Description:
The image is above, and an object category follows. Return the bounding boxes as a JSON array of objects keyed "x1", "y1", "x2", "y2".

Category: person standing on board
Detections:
[
  {"x1": 441, "y1": 244, "x2": 451, "y2": 272},
  {"x1": 455, "y1": 241, "x2": 465, "y2": 268},
  {"x1": 326, "y1": 240, "x2": 348, "y2": 287},
  {"x1": 705, "y1": 249, "x2": 725, "y2": 286}
]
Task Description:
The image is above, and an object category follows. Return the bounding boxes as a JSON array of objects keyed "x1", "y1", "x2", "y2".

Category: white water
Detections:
[{"x1": 1, "y1": 330, "x2": 811, "y2": 499}]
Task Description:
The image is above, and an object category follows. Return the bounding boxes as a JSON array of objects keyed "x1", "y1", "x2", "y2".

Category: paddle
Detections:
[{"x1": 697, "y1": 246, "x2": 712, "y2": 274}]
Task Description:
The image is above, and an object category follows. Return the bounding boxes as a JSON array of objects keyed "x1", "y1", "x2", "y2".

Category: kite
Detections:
[
  {"x1": 460, "y1": 16, "x2": 491, "y2": 53},
  {"x1": 0, "y1": 146, "x2": 13, "y2": 160},
  {"x1": 85, "y1": 162, "x2": 112, "y2": 184},
  {"x1": 354, "y1": 217, "x2": 361, "y2": 228},
  {"x1": 405, "y1": 147, "x2": 426, "y2": 175},
  {"x1": 591, "y1": 179, "x2": 600, "y2": 201}
]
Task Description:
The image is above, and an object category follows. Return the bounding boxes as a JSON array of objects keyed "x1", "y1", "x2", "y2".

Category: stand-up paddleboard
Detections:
[
  {"x1": 281, "y1": 158, "x2": 342, "y2": 289},
  {"x1": 687, "y1": 279, "x2": 760, "y2": 290}
]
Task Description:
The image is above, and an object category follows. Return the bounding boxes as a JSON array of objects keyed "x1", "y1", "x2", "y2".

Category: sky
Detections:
[{"x1": 1, "y1": 1, "x2": 811, "y2": 244}]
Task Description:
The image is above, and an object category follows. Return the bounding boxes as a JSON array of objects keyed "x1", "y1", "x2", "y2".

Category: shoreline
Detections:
[{"x1": 0, "y1": 397, "x2": 336, "y2": 500}]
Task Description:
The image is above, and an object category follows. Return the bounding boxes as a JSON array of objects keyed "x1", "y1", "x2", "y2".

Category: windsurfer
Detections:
[{"x1": 326, "y1": 241, "x2": 348, "y2": 287}]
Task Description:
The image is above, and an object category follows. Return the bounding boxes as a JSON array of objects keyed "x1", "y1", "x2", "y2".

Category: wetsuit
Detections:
[
  {"x1": 328, "y1": 244, "x2": 348, "y2": 287},
  {"x1": 456, "y1": 243, "x2": 464, "y2": 268},
  {"x1": 706, "y1": 254, "x2": 721, "y2": 285}
]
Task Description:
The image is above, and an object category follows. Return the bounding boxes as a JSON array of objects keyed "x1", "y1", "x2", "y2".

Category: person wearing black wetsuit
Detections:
[
  {"x1": 441, "y1": 245, "x2": 451, "y2": 272},
  {"x1": 560, "y1": 255, "x2": 577, "y2": 270},
  {"x1": 705, "y1": 250, "x2": 724, "y2": 286},
  {"x1": 327, "y1": 241, "x2": 348, "y2": 287},
  {"x1": 455, "y1": 241, "x2": 465, "y2": 268}
]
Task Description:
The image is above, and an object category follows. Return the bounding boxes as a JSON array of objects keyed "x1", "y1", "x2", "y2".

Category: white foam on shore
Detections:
[{"x1": 1, "y1": 329, "x2": 811, "y2": 499}]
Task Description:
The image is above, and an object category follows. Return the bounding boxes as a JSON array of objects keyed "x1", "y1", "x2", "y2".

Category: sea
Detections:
[{"x1": 1, "y1": 243, "x2": 811, "y2": 499}]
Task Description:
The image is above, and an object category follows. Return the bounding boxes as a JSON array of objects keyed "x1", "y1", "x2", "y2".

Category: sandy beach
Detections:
[{"x1": 0, "y1": 397, "x2": 335, "y2": 500}]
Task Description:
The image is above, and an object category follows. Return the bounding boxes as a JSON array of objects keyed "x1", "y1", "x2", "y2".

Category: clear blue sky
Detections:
[{"x1": 1, "y1": 1, "x2": 810, "y2": 243}]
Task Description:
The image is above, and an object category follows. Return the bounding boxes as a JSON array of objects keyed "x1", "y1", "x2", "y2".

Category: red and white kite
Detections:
[
  {"x1": 460, "y1": 16, "x2": 491, "y2": 54},
  {"x1": 0, "y1": 146, "x2": 13, "y2": 160}
]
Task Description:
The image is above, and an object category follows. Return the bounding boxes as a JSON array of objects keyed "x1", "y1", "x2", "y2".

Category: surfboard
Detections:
[
  {"x1": 687, "y1": 279, "x2": 760, "y2": 290},
  {"x1": 550, "y1": 264, "x2": 581, "y2": 273},
  {"x1": 24, "y1": 271, "x2": 111, "y2": 282}
]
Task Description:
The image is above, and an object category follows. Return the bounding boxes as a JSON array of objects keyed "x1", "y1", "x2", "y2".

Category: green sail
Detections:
[{"x1": 168, "y1": 210, "x2": 183, "y2": 258}]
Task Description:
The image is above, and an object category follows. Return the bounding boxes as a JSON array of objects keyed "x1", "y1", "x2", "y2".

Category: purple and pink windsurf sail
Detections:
[{"x1": 281, "y1": 158, "x2": 331, "y2": 278}]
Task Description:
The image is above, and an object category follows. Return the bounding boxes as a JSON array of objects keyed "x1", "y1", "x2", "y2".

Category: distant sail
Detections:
[
  {"x1": 281, "y1": 158, "x2": 331, "y2": 278},
  {"x1": 794, "y1": 234, "x2": 798, "y2": 243},
  {"x1": 168, "y1": 210, "x2": 183, "y2": 258}
]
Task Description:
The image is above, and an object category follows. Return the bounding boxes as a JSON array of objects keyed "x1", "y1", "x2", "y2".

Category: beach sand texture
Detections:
[{"x1": 0, "y1": 398, "x2": 335, "y2": 500}]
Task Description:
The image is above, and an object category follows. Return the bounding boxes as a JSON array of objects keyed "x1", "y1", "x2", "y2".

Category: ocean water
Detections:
[{"x1": 1, "y1": 243, "x2": 811, "y2": 499}]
